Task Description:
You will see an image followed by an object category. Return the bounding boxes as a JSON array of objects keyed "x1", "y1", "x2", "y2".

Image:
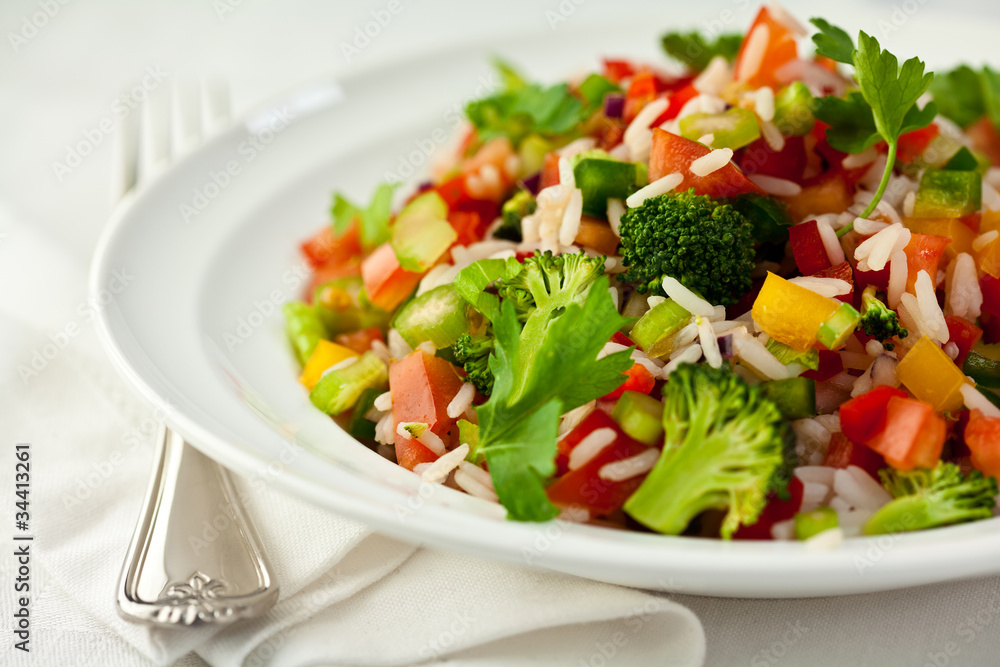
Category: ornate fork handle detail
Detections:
[{"x1": 117, "y1": 426, "x2": 279, "y2": 626}]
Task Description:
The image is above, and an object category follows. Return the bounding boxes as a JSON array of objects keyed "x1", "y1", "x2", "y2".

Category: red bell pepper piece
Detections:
[
  {"x1": 602, "y1": 363, "x2": 656, "y2": 401},
  {"x1": 945, "y1": 316, "x2": 983, "y2": 368},
  {"x1": 823, "y1": 432, "x2": 886, "y2": 479},
  {"x1": 602, "y1": 58, "x2": 636, "y2": 84},
  {"x1": 895, "y1": 124, "x2": 940, "y2": 163},
  {"x1": 903, "y1": 233, "x2": 951, "y2": 294},
  {"x1": 548, "y1": 411, "x2": 653, "y2": 516},
  {"x1": 801, "y1": 350, "x2": 845, "y2": 382},
  {"x1": 839, "y1": 385, "x2": 910, "y2": 446},
  {"x1": 733, "y1": 6, "x2": 798, "y2": 89},
  {"x1": 789, "y1": 220, "x2": 833, "y2": 276},
  {"x1": 301, "y1": 223, "x2": 364, "y2": 269},
  {"x1": 732, "y1": 477, "x2": 804, "y2": 540},
  {"x1": 738, "y1": 136, "x2": 806, "y2": 183},
  {"x1": 980, "y1": 274, "x2": 1000, "y2": 317}
]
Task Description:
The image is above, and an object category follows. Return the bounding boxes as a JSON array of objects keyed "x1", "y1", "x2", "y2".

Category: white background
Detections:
[{"x1": 2, "y1": 0, "x2": 1000, "y2": 665}]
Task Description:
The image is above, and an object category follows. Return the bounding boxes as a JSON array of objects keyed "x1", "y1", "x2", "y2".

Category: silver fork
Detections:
[{"x1": 113, "y1": 77, "x2": 279, "y2": 626}]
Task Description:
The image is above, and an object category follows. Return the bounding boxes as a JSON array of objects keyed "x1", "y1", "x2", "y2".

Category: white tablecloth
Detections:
[{"x1": 2, "y1": 1, "x2": 1000, "y2": 665}]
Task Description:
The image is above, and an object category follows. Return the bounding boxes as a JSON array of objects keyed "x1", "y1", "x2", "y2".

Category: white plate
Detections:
[{"x1": 92, "y1": 11, "x2": 1000, "y2": 598}]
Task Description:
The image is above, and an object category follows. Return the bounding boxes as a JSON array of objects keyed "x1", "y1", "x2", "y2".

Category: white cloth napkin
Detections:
[{"x1": 0, "y1": 206, "x2": 705, "y2": 666}]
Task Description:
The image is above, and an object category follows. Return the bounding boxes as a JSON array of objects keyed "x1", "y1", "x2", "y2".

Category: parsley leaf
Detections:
[
  {"x1": 813, "y1": 91, "x2": 880, "y2": 153},
  {"x1": 929, "y1": 65, "x2": 985, "y2": 128},
  {"x1": 809, "y1": 18, "x2": 854, "y2": 65},
  {"x1": 660, "y1": 31, "x2": 743, "y2": 72},
  {"x1": 476, "y1": 276, "x2": 633, "y2": 521},
  {"x1": 331, "y1": 182, "x2": 398, "y2": 250},
  {"x1": 981, "y1": 67, "x2": 1000, "y2": 130}
]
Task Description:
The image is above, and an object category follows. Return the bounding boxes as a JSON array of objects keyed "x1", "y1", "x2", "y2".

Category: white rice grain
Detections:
[
  {"x1": 607, "y1": 198, "x2": 625, "y2": 236},
  {"x1": 698, "y1": 316, "x2": 723, "y2": 369},
  {"x1": 815, "y1": 218, "x2": 846, "y2": 265},
  {"x1": 855, "y1": 223, "x2": 910, "y2": 272},
  {"x1": 623, "y1": 97, "x2": 669, "y2": 157},
  {"x1": 804, "y1": 527, "x2": 844, "y2": 551},
  {"x1": 946, "y1": 253, "x2": 983, "y2": 320},
  {"x1": 853, "y1": 217, "x2": 891, "y2": 236},
  {"x1": 733, "y1": 331, "x2": 791, "y2": 380},
  {"x1": 759, "y1": 119, "x2": 786, "y2": 152},
  {"x1": 903, "y1": 190, "x2": 916, "y2": 217},
  {"x1": 420, "y1": 444, "x2": 470, "y2": 484},
  {"x1": 835, "y1": 466, "x2": 893, "y2": 510},
  {"x1": 789, "y1": 276, "x2": 852, "y2": 299},
  {"x1": 974, "y1": 230, "x2": 999, "y2": 252},
  {"x1": 559, "y1": 400, "x2": 596, "y2": 436},
  {"x1": 557, "y1": 156, "x2": 576, "y2": 189},
  {"x1": 753, "y1": 86, "x2": 775, "y2": 122},
  {"x1": 661, "y1": 276, "x2": 715, "y2": 316},
  {"x1": 568, "y1": 427, "x2": 618, "y2": 471},
  {"x1": 417, "y1": 428, "x2": 446, "y2": 456},
  {"x1": 697, "y1": 133, "x2": 715, "y2": 147},
  {"x1": 626, "y1": 172, "x2": 684, "y2": 208},
  {"x1": 962, "y1": 384, "x2": 1000, "y2": 418},
  {"x1": 693, "y1": 55, "x2": 732, "y2": 95},
  {"x1": 598, "y1": 449, "x2": 661, "y2": 482},
  {"x1": 559, "y1": 188, "x2": 584, "y2": 246},
  {"x1": 736, "y1": 24, "x2": 769, "y2": 83},
  {"x1": 454, "y1": 469, "x2": 499, "y2": 502},
  {"x1": 800, "y1": 481, "x2": 831, "y2": 512},
  {"x1": 375, "y1": 412, "x2": 395, "y2": 445},
  {"x1": 374, "y1": 391, "x2": 393, "y2": 412},
  {"x1": 887, "y1": 250, "x2": 908, "y2": 309},
  {"x1": 748, "y1": 173, "x2": 801, "y2": 196},
  {"x1": 458, "y1": 461, "x2": 494, "y2": 490},
  {"x1": 647, "y1": 295, "x2": 666, "y2": 308},
  {"x1": 447, "y1": 383, "x2": 476, "y2": 419},
  {"x1": 388, "y1": 329, "x2": 413, "y2": 359},
  {"x1": 982, "y1": 181, "x2": 1000, "y2": 212},
  {"x1": 770, "y1": 518, "x2": 796, "y2": 541},
  {"x1": 690, "y1": 148, "x2": 735, "y2": 177},
  {"x1": 914, "y1": 269, "x2": 949, "y2": 343},
  {"x1": 842, "y1": 146, "x2": 878, "y2": 169},
  {"x1": 795, "y1": 466, "x2": 836, "y2": 487},
  {"x1": 661, "y1": 344, "x2": 703, "y2": 378}
]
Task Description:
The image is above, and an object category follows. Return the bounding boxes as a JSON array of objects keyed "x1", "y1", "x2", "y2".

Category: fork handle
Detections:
[{"x1": 117, "y1": 425, "x2": 279, "y2": 625}]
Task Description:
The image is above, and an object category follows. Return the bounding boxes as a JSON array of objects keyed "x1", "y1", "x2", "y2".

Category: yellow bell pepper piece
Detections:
[
  {"x1": 977, "y1": 237, "x2": 1000, "y2": 279},
  {"x1": 895, "y1": 335, "x2": 969, "y2": 414},
  {"x1": 903, "y1": 216, "x2": 975, "y2": 260},
  {"x1": 751, "y1": 272, "x2": 840, "y2": 353},
  {"x1": 981, "y1": 209, "x2": 1000, "y2": 234},
  {"x1": 300, "y1": 340, "x2": 359, "y2": 390}
]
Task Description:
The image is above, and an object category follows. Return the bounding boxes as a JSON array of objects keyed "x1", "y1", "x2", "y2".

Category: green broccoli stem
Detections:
[
  {"x1": 837, "y1": 141, "x2": 897, "y2": 238},
  {"x1": 863, "y1": 494, "x2": 939, "y2": 535}
]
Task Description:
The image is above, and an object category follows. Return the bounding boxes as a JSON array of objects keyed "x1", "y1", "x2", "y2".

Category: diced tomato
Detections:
[
  {"x1": 895, "y1": 124, "x2": 941, "y2": 163},
  {"x1": 602, "y1": 58, "x2": 636, "y2": 84},
  {"x1": 623, "y1": 71, "x2": 661, "y2": 123},
  {"x1": 738, "y1": 136, "x2": 806, "y2": 182},
  {"x1": 648, "y1": 129, "x2": 764, "y2": 198},
  {"x1": 733, "y1": 6, "x2": 798, "y2": 89},
  {"x1": 651, "y1": 83, "x2": 699, "y2": 126},
  {"x1": 789, "y1": 220, "x2": 833, "y2": 275},
  {"x1": 823, "y1": 432, "x2": 886, "y2": 479},
  {"x1": 602, "y1": 363, "x2": 655, "y2": 401},
  {"x1": 965, "y1": 409, "x2": 1000, "y2": 479},
  {"x1": 448, "y1": 210, "x2": 489, "y2": 247},
  {"x1": 611, "y1": 331, "x2": 632, "y2": 347},
  {"x1": 980, "y1": 275, "x2": 1000, "y2": 317},
  {"x1": 301, "y1": 223, "x2": 364, "y2": 269},
  {"x1": 361, "y1": 242, "x2": 424, "y2": 311},
  {"x1": 967, "y1": 116, "x2": 1000, "y2": 167},
  {"x1": 802, "y1": 350, "x2": 845, "y2": 382},
  {"x1": 334, "y1": 327, "x2": 384, "y2": 355},
  {"x1": 548, "y1": 411, "x2": 653, "y2": 515},
  {"x1": 732, "y1": 477, "x2": 804, "y2": 540},
  {"x1": 867, "y1": 396, "x2": 946, "y2": 470},
  {"x1": 945, "y1": 316, "x2": 983, "y2": 368},
  {"x1": 813, "y1": 261, "x2": 855, "y2": 303},
  {"x1": 783, "y1": 170, "x2": 854, "y2": 221},
  {"x1": 539, "y1": 152, "x2": 561, "y2": 190},
  {"x1": 839, "y1": 385, "x2": 910, "y2": 446},
  {"x1": 903, "y1": 233, "x2": 951, "y2": 294},
  {"x1": 389, "y1": 350, "x2": 465, "y2": 470},
  {"x1": 436, "y1": 174, "x2": 471, "y2": 209}
]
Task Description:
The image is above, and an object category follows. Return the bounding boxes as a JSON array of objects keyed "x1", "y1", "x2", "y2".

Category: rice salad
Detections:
[{"x1": 283, "y1": 4, "x2": 1000, "y2": 544}]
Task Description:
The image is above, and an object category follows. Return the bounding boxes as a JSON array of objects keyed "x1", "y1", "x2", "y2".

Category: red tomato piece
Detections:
[
  {"x1": 301, "y1": 223, "x2": 364, "y2": 269},
  {"x1": 448, "y1": 210, "x2": 489, "y2": 247},
  {"x1": 965, "y1": 409, "x2": 1000, "y2": 479},
  {"x1": 548, "y1": 411, "x2": 653, "y2": 516},
  {"x1": 648, "y1": 129, "x2": 764, "y2": 198},
  {"x1": 361, "y1": 242, "x2": 424, "y2": 312},
  {"x1": 823, "y1": 432, "x2": 886, "y2": 479},
  {"x1": 732, "y1": 477, "x2": 804, "y2": 540},
  {"x1": 896, "y1": 124, "x2": 940, "y2": 163},
  {"x1": 738, "y1": 136, "x2": 806, "y2": 182},
  {"x1": 334, "y1": 327, "x2": 384, "y2": 355},
  {"x1": 733, "y1": 6, "x2": 798, "y2": 89},
  {"x1": 651, "y1": 83, "x2": 699, "y2": 126},
  {"x1": 389, "y1": 350, "x2": 465, "y2": 471},
  {"x1": 602, "y1": 58, "x2": 636, "y2": 83},
  {"x1": 867, "y1": 396, "x2": 946, "y2": 470},
  {"x1": 602, "y1": 363, "x2": 656, "y2": 401},
  {"x1": 945, "y1": 316, "x2": 983, "y2": 368},
  {"x1": 839, "y1": 386, "x2": 910, "y2": 446},
  {"x1": 903, "y1": 233, "x2": 951, "y2": 294},
  {"x1": 789, "y1": 220, "x2": 833, "y2": 275},
  {"x1": 813, "y1": 261, "x2": 855, "y2": 303}
]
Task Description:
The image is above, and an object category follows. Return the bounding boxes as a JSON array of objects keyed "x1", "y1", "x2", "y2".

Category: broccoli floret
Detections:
[
  {"x1": 623, "y1": 363, "x2": 796, "y2": 539},
  {"x1": 495, "y1": 190, "x2": 536, "y2": 242},
  {"x1": 452, "y1": 333, "x2": 496, "y2": 396},
  {"x1": 617, "y1": 189, "x2": 755, "y2": 305},
  {"x1": 496, "y1": 250, "x2": 607, "y2": 323},
  {"x1": 859, "y1": 285, "x2": 908, "y2": 348},
  {"x1": 863, "y1": 463, "x2": 998, "y2": 535}
]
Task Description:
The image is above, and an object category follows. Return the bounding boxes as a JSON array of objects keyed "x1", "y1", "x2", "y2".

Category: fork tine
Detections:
[
  {"x1": 110, "y1": 88, "x2": 140, "y2": 205},
  {"x1": 172, "y1": 74, "x2": 202, "y2": 156},
  {"x1": 138, "y1": 83, "x2": 172, "y2": 184}
]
